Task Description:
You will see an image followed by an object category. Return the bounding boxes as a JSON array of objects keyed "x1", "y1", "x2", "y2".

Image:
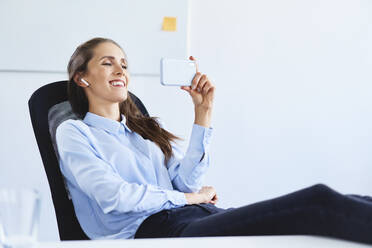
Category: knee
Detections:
[
  {"x1": 310, "y1": 183, "x2": 332, "y2": 193},
  {"x1": 307, "y1": 183, "x2": 338, "y2": 204}
]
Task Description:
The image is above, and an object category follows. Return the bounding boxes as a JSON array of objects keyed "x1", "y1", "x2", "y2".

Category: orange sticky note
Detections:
[{"x1": 162, "y1": 17, "x2": 177, "y2": 31}]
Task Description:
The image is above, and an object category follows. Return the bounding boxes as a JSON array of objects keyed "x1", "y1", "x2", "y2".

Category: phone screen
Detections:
[{"x1": 160, "y1": 58, "x2": 197, "y2": 86}]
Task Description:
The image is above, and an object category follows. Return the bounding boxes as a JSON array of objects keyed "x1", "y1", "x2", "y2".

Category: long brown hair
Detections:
[{"x1": 67, "y1": 37, "x2": 181, "y2": 166}]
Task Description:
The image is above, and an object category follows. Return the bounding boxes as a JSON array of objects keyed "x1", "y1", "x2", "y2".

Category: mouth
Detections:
[{"x1": 109, "y1": 79, "x2": 126, "y2": 88}]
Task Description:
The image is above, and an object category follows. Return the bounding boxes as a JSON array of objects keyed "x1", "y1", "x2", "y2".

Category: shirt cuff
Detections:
[
  {"x1": 187, "y1": 124, "x2": 213, "y2": 154},
  {"x1": 165, "y1": 190, "x2": 187, "y2": 206}
]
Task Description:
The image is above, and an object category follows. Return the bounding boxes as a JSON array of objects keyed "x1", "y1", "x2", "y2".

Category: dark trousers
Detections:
[{"x1": 135, "y1": 184, "x2": 372, "y2": 244}]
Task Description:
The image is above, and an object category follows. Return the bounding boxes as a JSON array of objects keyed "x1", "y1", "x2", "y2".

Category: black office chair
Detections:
[{"x1": 28, "y1": 80, "x2": 149, "y2": 240}]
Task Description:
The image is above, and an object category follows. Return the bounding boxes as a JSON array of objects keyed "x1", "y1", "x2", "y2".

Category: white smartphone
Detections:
[{"x1": 160, "y1": 58, "x2": 197, "y2": 86}]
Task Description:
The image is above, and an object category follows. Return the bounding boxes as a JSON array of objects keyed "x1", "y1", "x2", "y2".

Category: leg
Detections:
[
  {"x1": 135, "y1": 204, "x2": 224, "y2": 238},
  {"x1": 179, "y1": 184, "x2": 372, "y2": 244},
  {"x1": 347, "y1": 194, "x2": 372, "y2": 203}
]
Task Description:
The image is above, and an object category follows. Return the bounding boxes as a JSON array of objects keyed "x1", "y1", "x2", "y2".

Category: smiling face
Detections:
[{"x1": 75, "y1": 41, "x2": 130, "y2": 108}]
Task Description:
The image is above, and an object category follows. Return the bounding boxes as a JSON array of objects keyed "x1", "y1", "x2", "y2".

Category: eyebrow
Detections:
[{"x1": 99, "y1": 56, "x2": 128, "y2": 64}]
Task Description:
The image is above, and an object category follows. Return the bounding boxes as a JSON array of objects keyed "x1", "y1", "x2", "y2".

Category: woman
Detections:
[{"x1": 56, "y1": 37, "x2": 372, "y2": 244}]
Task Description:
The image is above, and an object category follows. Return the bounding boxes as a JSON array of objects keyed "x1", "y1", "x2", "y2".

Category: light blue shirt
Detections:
[{"x1": 56, "y1": 112, "x2": 213, "y2": 239}]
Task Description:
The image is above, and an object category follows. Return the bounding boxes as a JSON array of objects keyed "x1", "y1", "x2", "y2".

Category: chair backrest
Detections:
[{"x1": 28, "y1": 80, "x2": 149, "y2": 240}]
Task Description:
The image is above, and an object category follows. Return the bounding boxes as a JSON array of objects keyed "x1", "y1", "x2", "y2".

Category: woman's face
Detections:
[{"x1": 80, "y1": 41, "x2": 130, "y2": 106}]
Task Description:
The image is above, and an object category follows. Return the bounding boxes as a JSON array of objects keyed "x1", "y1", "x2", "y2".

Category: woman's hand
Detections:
[
  {"x1": 185, "y1": 186, "x2": 218, "y2": 205},
  {"x1": 180, "y1": 56, "x2": 215, "y2": 109},
  {"x1": 181, "y1": 56, "x2": 215, "y2": 127},
  {"x1": 198, "y1": 186, "x2": 218, "y2": 204}
]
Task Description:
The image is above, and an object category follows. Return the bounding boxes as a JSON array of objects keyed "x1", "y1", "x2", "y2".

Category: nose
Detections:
[{"x1": 113, "y1": 63, "x2": 125, "y2": 76}]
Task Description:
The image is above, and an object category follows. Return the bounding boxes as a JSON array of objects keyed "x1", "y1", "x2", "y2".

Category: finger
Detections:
[
  {"x1": 189, "y1": 56, "x2": 199, "y2": 72},
  {"x1": 180, "y1": 86, "x2": 190, "y2": 91},
  {"x1": 201, "y1": 81, "x2": 212, "y2": 95},
  {"x1": 198, "y1": 75, "x2": 209, "y2": 93},
  {"x1": 206, "y1": 86, "x2": 215, "y2": 100},
  {"x1": 204, "y1": 85, "x2": 214, "y2": 98},
  {"x1": 180, "y1": 86, "x2": 192, "y2": 94},
  {"x1": 181, "y1": 86, "x2": 191, "y2": 90},
  {"x1": 191, "y1": 72, "x2": 202, "y2": 90},
  {"x1": 203, "y1": 86, "x2": 212, "y2": 96}
]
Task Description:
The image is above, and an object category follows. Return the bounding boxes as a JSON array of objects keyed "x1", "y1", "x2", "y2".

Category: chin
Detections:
[{"x1": 116, "y1": 92, "x2": 128, "y2": 102}]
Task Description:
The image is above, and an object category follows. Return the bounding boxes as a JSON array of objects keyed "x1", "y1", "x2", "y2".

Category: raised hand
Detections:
[{"x1": 180, "y1": 56, "x2": 215, "y2": 110}]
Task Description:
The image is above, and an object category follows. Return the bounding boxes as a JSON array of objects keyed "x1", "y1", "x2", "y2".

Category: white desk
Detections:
[{"x1": 37, "y1": 236, "x2": 371, "y2": 248}]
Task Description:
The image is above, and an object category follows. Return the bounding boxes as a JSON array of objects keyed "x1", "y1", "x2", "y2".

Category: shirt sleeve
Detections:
[
  {"x1": 56, "y1": 121, "x2": 187, "y2": 215},
  {"x1": 166, "y1": 123, "x2": 213, "y2": 193}
]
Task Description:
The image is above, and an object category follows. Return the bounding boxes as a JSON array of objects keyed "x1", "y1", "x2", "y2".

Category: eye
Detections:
[
  {"x1": 102, "y1": 62, "x2": 112, "y2": 66},
  {"x1": 122, "y1": 65, "x2": 128, "y2": 69}
]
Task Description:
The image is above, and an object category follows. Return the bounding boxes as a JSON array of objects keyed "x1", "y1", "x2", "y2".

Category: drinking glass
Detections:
[{"x1": 0, "y1": 188, "x2": 40, "y2": 248}]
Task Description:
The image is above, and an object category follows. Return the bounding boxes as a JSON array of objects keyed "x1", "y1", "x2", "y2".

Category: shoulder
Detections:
[
  {"x1": 55, "y1": 119, "x2": 100, "y2": 161},
  {"x1": 56, "y1": 119, "x2": 91, "y2": 142},
  {"x1": 57, "y1": 119, "x2": 86, "y2": 132}
]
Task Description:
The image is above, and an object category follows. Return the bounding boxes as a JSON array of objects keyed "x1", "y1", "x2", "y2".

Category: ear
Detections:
[{"x1": 73, "y1": 73, "x2": 89, "y2": 88}]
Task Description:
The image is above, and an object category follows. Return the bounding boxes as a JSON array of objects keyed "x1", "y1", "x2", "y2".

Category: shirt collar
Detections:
[{"x1": 83, "y1": 112, "x2": 132, "y2": 134}]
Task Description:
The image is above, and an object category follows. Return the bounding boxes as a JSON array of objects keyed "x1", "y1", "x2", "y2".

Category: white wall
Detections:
[
  {"x1": 1, "y1": 0, "x2": 372, "y2": 241},
  {"x1": 0, "y1": 72, "x2": 66, "y2": 241},
  {"x1": 186, "y1": 0, "x2": 372, "y2": 207},
  {"x1": 0, "y1": 0, "x2": 189, "y2": 74}
]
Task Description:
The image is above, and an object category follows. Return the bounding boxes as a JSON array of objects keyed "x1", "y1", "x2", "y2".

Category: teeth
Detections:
[{"x1": 111, "y1": 81, "x2": 125, "y2": 87}]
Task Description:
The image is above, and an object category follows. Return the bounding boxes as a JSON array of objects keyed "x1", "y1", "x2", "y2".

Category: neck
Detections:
[{"x1": 89, "y1": 103, "x2": 121, "y2": 122}]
